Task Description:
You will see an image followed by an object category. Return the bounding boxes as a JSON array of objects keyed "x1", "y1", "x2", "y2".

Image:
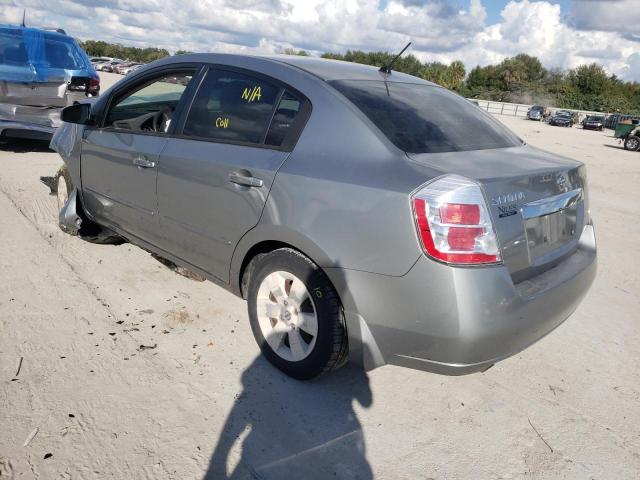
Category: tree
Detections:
[
  {"x1": 283, "y1": 48, "x2": 309, "y2": 56},
  {"x1": 568, "y1": 63, "x2": 610, "y2": 96}
]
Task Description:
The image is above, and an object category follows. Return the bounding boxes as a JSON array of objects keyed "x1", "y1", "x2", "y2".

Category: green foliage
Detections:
[
  {"x1": 283, "y1": 48, "x2": 309, "y2": 56},
  {"x1": 320, "y1": 50, "x2": 465, "y2": 89},
  {"x1": 80, "y1": 38, "x2": 640, "y2": 115},
  {"x1": 79, "y1": 40, "x2": 170, "y2": 64},
  {"x1": 462, "y1": 56, "x2": 639, "y2": 115}
]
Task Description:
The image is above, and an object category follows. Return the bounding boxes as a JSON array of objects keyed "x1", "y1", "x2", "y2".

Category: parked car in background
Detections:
[
  {"x1": 95, "y1": 59, "x2": 124, "y2": 72},
  {"x1": 582, "y1": 115, "x2": 604, "y2": 131},
  {"x1": 122, "y1": 63, "x2": 144, "y2": 75},
  {"x1": 0, "y1": 24, "x2": 99, "y2": 141},
  {"x1": 91, "y1": 56, "x2": 112, "y2": 65},
  {"x1": 114, "y1": 62, "x2": 143, "y2": 75},
  {"x1": 549, "y1": 111, "x2": 574, "y2": 127},
  {"x1": 52, "y1": 54, "x2": 596, "y2": 379},
  {"x1": 527, "y1": 105, "x2": 548, "y2": 121}
]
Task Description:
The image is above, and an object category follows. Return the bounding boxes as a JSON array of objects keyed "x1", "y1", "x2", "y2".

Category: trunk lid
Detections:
[
  {"x1": 408, "y1": 145, "x2": 588, "y2": 281},
  {"x1": 0, "y1": 78, "x2": 68, "y2": 107}
]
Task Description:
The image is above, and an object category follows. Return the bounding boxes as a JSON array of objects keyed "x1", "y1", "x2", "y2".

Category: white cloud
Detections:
[{"x1": 0, "y1": 0, "x2": 638, "y2": 81}]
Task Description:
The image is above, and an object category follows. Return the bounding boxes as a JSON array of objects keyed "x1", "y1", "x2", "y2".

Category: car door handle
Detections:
[
  {"x1": 133, "y1": 155, "x2": 156, "y2": 168},
  {"x1": 229, "y1": 171, "x2": 263, "y2": 188}
]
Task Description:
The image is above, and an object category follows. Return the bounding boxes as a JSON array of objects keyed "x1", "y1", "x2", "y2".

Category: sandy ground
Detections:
[{"x1": 1, "y1": 77, "x2": 639, "y2": 479}]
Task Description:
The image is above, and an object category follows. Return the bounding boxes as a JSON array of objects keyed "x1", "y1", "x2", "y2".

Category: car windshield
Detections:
[
  {"x1": 587, "y1": 116, "x2": 603, "y2": 121},
  {"x1": 329, "y1": 80, "x2": 521, "y2": 153},
  {"x1": 0, "y1": 27, "x2": 86, "y2": 77}
]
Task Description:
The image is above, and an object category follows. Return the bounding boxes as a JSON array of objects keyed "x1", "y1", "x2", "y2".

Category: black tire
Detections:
[
  {"x1": 247, "y1": 248, "x2": 348, "y2": 380},
  {"x1": 624, "y1": 135, "x2": 640, "y2": 151}
]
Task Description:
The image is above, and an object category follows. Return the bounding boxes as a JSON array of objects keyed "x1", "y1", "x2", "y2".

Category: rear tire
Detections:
[
  {"x1": 624, "y1": 135, "x2": 640, "y2": 151},
  {"x1": 247, "y1": 248, "x2": 348, "y2": 380}
]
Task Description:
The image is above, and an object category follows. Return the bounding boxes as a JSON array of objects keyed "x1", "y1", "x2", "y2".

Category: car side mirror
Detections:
[{"x1": 61, "y1": 103, "x2": 93, "y2": 125}]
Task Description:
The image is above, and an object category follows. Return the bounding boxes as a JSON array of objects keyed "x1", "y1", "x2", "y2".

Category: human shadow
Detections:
[{"x1": 205, "y1": 356, "x2": 373, "y2": 480}]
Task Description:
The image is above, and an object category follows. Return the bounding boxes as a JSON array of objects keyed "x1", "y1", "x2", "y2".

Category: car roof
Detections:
[
  {"x1": 161, "y1": 53, "x2": 435, "y2": 84},
  {"x1": 0, "y1": 24, "x2": 71, "y2": 40}
]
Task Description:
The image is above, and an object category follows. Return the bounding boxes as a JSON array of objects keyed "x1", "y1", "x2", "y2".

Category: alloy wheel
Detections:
[{"x1": 256, "y1": 271, "x2": 318, "y2": 362}]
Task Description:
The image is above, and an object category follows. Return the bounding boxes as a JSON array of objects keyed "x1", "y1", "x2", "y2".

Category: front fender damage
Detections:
[{"x1": 59, "y1": 187, "x2": 83, "y2": 235}]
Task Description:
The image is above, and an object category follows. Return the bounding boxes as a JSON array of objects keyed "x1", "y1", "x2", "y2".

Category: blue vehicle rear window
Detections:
[
  {"x1": 0, "y1": 27, "x2": 87, "y2": 82},
  {"x1": 330, "y1": 80, "x2": 521, "y2": 154}
]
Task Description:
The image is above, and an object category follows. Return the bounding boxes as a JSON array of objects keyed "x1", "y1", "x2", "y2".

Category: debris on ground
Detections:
[
  {"x1": 14, "y1": 356, "x2": 23, "y2": 379},
  {"x1": 165, "y1": 309, "x2": 192, "y2": 325},
  {"x1": 23, "y1": 428, "x2": 39, "y2": 447},
  {"x1": 137, "y1": 344, "x2": 157, "y2": 352}
]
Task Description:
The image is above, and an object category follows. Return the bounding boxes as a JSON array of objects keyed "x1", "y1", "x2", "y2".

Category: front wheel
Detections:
[
  {"x1": 624, "y1": 135, "x2": 640, "y2": 151},
  {"x1": 56, "y1": 165, "x2": 73, "y2": 212},
  {"x1": 246, "y1": 248, "x2": 348, "y2": 379}
]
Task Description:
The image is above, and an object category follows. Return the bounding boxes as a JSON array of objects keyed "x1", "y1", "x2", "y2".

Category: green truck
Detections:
[{"x1": 614, "y1": 121, "x2": 640, "y2": 151}]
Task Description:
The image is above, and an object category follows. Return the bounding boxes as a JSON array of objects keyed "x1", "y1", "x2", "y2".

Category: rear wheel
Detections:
[
  {"x1": 247, "y1": 248, "x2": 348, "y2": 380},
  {"x1": 624, "y1": 135, "x2": 640, "y2": 151}
]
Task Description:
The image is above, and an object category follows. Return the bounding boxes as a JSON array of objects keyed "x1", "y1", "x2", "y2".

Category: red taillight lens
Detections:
[
  {"x1": 439, "y1": 203, "x2": 480, "y2": 225},
  {"x1": 412, "y1": 176, "x2": 501, "y2": 265},
  {"x1": 447, "y1": 226, "x2": 484, "y2": 251},
  {"x1": 88, "y1": 77, "x2": 100, "y2": 96}
]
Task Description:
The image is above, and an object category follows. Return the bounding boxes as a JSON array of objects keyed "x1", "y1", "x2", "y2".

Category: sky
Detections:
[{"x1": 1, "y1": 0, "x2": 639, "y2": 81}]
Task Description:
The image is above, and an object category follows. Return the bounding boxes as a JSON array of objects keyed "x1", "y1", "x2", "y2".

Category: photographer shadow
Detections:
[{"x1": 205, "y1": 356, "x2": 373, "y2": 480}]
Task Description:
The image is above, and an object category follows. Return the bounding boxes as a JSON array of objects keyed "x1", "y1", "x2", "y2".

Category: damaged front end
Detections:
[{"x1": 59, "y1": 186, "x2": 83, "y2": 235}]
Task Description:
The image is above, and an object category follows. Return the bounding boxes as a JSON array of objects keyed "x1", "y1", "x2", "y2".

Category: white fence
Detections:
[{"x1": 471, "y1": 99, "x2": 605, "y2": 122}]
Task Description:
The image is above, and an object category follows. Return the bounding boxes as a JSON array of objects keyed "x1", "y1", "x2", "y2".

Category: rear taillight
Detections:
[
  {"x1": 412, "y1": 175, "x2": 501, "y2": 265},
  {"x1": 67, "y1": 76, "x2": 100, "y2": 96},
  {"x1": 88, "y1": 76, "x2": 100, "y2": 96}
]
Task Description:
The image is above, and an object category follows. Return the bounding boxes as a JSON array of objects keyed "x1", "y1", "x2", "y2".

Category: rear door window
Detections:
[
  {"x1": 182, "y1": 69, "x2": 283, "y2": 145},
  {"x1": 0, "y1": 28, "x2": 87, "y2": 76},
  {"x1": 330, "y1": 80, "x2": 521, "y2": 153}
]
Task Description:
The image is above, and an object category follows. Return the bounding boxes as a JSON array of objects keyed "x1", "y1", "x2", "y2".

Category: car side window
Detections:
[
  {"x1": 104, "y1": 71, "x2": 194, "y2": 133},
  {"x1": 264, "y1": 91, "x2": 303, "y2": 147},
  {"x1": 182, "y1": 69, "x2": 281, "y2": 145}
]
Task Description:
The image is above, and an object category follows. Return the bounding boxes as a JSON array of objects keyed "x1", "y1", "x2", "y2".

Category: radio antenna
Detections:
[{"x1": 379, "y1": 42, "x2": 411, "y2": 74}]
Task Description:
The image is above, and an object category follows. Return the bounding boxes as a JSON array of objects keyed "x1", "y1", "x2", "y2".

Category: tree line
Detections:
[
  {"x1": 288, "y1": 49, "x2": 639, "y2": 115},
  {"x1": 79, "y1": 40, "x2": 170, "y2": 64},
  {"x1": 79, "y1": 38, "x2": 640, "y2": 115}
]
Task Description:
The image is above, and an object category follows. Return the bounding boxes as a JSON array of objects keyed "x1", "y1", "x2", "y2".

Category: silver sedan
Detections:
[{"x1": 51, "y1": 53, "x2": 596, "y2": 379}]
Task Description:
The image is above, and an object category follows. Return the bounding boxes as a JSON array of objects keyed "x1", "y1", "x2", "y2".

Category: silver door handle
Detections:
[
  {"x1": 133, "y1": 155, "x2": 156, "y2": 168},
  {"x1": 229, "y1": 172, "x2": 263, "y2": 188}
]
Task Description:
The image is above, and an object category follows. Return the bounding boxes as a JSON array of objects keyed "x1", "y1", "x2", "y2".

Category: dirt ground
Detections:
[{"x1": 1, "y1": 78, "x2": 639, "y2": 479}]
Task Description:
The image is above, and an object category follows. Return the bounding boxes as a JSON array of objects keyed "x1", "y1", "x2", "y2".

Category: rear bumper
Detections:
[
  {"x1": 0, "y1": 103, "x2": 61, "y2": 138},
  {"x1": 328, "y1": 224, "x2": 597, "y2": 375}
]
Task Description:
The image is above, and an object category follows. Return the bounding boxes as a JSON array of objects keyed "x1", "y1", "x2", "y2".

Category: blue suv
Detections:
[{"x1": 0, "y1": 24, "x2": 99, "y2": 141}]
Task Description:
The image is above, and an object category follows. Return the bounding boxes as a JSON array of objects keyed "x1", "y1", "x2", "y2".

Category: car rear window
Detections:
[
  {"x1": 0, "y1": 28, "x2": 87, "y2": 78},
  {"x1": 329, "y1": 80, "x2": 521, "y2": 154}
]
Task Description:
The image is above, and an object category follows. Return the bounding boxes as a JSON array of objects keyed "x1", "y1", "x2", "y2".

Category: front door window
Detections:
[{"x1": 105, "y1": 71, "x2": 194, "y2": 133}]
